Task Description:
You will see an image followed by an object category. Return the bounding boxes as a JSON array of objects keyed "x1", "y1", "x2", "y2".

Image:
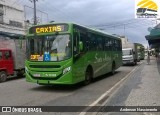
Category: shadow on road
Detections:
[
  {"x1": 92, "y1": 71, "x2": 120, "y2": 83},
  {"x1": 6, "y1": 76, "x2": 24, "y2": 82},
  {"x1": 29, "y1": 83, "x2": 85, "y2": 92},
  {"x1": 29, "y1": 71, "x2": 121, "y2": 92}
]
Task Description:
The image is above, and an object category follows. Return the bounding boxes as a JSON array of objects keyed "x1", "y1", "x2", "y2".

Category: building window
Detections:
[
  {"x1": 9, "y1": 20, "x2": 23, "y2": 28},
  {"x1": 0, "y1": 4, "x2": 4, "y2": 23}
]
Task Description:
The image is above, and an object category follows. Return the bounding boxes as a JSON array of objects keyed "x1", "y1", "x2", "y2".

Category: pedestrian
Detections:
[
  {"x1": 155, "y1": 53, "x2": 158, "y2": 60},
  {"x1": 147, "y1": 51, "x2": 150, "y2": 64}
]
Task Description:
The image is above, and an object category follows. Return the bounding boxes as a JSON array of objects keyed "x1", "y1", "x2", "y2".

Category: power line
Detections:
[
  {"x1": 36, "y1": 0, "x2": 81, "y2": 23},
  {"x1": 88, "y1": 18, "x2": 135, "y2": 27},
  {"x1": 92, "y1": 19, "x2": 155, "y2": 32},
  {"x1": 96, "y1": 19, "x2": 155, "y2": 36},
  {"x1": 89, "y1": 18, "x2": 156, "y2": 28}
]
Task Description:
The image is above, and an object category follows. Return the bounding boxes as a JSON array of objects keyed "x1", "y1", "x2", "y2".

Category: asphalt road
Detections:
[{"x1": 0, "y1": 63, "x2": 138, "y2": 114}]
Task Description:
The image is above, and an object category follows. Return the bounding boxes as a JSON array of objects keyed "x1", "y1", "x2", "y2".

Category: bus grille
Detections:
[{"x1": 29, "y1": 65, "x2": 61, "y2": 69}]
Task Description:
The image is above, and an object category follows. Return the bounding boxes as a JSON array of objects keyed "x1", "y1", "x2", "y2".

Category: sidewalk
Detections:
[
  {"x1": 124, "y1": 56, "x2": 160, "y2": 106},
  {"x1": 98, "y1": 56, "x2": 160, "y2": 114}
]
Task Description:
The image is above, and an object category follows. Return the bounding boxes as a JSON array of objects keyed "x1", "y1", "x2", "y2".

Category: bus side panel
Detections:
[
  {"x1": 93, "y1": 51, "x2": 112, "y2": 77},
  {"x1": 72, "y1": 52, "x2": 100, "y2": 83},
  {"x1": 72, "y1": 55, "x2": 86, "y2": 83},
  {"x1": 72, "y1": 51, "x2": 110, "y2": 82}
]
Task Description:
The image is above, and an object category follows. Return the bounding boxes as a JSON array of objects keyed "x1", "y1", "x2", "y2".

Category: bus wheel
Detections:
[
  {"x1": 83, "y1": 68, "x2": 92, "y2": 85},
  {"x1": 0, "y1": 71, "x2": 7, "y2": 82},
  {"x1": 111, "y1": 62, "x2": 116, "y2": 75},
  {"x1": 135, "y1": 61, "x2": 137, "y2": 65}
]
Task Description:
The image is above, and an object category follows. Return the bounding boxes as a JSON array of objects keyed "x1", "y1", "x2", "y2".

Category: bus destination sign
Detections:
[{"x1": 29, "y1": 24, "x2": 69, "y2": 34}]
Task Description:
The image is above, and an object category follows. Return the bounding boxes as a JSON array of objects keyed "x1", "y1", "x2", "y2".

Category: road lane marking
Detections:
[{"x1": 79, "y1": 62, "x2": 143, "y2": 115}]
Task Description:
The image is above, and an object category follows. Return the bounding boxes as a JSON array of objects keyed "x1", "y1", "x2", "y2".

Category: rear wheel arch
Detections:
[
  {"x1": 83, "y1": 65, "x2": 93, "y2": 85},
  {"x1": 0, "y1": 69, "x2": 7, "y2": 73}
]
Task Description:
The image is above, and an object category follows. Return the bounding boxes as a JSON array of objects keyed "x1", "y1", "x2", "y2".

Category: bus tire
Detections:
[
  {"x1": 135, "y1": 61, "x2": 137, "y2": 65},
  {"x1": 83, "y1": 67, "x2": 92, "y2": 85},
  {"x1": 132, "y1": 62, "x2": 135, "y2": 66},
  {"x1": 0, "y1": 71, "x2": 7, "y2": 82},
  {"x1": 111, "y1": 62, "x2": 116, "y2": 75}
]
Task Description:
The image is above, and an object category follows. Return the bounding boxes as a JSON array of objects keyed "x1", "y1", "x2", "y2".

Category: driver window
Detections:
[{"x1": 4, "y1": 51, "x2": 11, "y2": 60}]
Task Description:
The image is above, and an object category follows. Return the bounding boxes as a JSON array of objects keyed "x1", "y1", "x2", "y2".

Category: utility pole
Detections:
[
  {"x1": 124, "y1": 24, "x2": 125, "y2": 36},
  {"x1": 24, "y1": 5, "x2": 49, "y2": 24},
  {"x1": 30, "y1": 0, "x2": 38, "y2": 25}
]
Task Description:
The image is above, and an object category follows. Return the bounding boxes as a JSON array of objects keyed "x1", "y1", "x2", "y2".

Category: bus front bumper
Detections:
[{"x1": 25, "y1": 70, "x2": 75, "y2": 85}]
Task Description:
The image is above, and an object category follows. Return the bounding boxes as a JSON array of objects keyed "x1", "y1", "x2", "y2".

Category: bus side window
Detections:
[
  {"x1": 105, "y1": 38, "x2": 110, "y2": 51},
  {"x1": 114, "y1": 40, "x2": 119, "y2": 51},
  {"x1": 79, "y1": 32, "x2": 87, "y2": 52},
  {"x1": 87, "y1": 33, "x2": 92, "y2": 51},
  {"x1": 97, "y1": 36, "x2": 103, "y2": 51},
  {"x1": 112, "y1": 40, "x2": 116, "y2": 51},
  {"x1": 73, "y1": 31, "x2": 79, "y2": 55},
  {"x1": 90, "y1": 33, "x2": 97, "y2": 51},
  {"x1": 108, "y1": 38, "x2": 112, "y2": 51}
]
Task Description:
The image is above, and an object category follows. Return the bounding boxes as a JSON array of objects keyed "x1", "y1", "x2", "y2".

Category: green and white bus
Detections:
[
  {"x1": 25, "y1": 23, "x2": 122, "y2": 85},
  {"x1": 136, "y1": 43, "x2": 145, "y2": 60}
]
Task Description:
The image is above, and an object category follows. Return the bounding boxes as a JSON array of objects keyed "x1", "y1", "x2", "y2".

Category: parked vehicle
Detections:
[
  {"x1": 0, "y1": 34, "x2": 26, "y2": 82},
  {"x1": 122, "y1": 43, "x2": 139, "y2": 65},
  {"x1": 135, "y1": 43, "x2": 145, "y2": 60}
]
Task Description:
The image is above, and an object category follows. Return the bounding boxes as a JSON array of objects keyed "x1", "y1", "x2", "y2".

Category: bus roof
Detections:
[
  {"x1": 71, "y1": 22, "x2": 121, "y2": 40},
  {"x1": 28, "y1": 22, "x2": 121, "y2": 40}
]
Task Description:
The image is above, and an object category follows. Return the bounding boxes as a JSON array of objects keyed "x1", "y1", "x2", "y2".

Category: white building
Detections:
[
  {"x1": 120, "y1": 36, "x2": 130, "y2": 45},
  {"x1": 0, "y1": 0, "x2": 25, "y2": 35}
]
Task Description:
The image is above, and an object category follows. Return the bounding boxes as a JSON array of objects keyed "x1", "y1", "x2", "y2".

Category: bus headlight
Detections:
[{"x1": 63, "y1": 66, "x2": 71, "y2": 74}]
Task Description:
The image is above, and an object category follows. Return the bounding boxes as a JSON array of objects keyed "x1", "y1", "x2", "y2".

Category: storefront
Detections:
[{"x1": 145, "y1": 25, "x2": 160, "y2": 52}]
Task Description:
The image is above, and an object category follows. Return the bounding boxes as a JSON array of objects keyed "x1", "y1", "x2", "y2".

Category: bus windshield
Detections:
[
  {"x1": 27, "y1": 34, "x2": 71, "y2": 61},
  {"x1": 137, "y1": 8, "x2": 146, "y2": 13}
]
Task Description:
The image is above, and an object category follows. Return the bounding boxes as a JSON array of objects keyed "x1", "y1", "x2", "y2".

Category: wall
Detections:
[{"x1": 0, "y1": 0, "x2": 25, "y2": 35}]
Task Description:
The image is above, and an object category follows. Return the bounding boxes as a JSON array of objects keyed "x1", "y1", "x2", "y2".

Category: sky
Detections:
[{"x1": 14, "y1": 0, "x2": 158, "y2": 48}]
